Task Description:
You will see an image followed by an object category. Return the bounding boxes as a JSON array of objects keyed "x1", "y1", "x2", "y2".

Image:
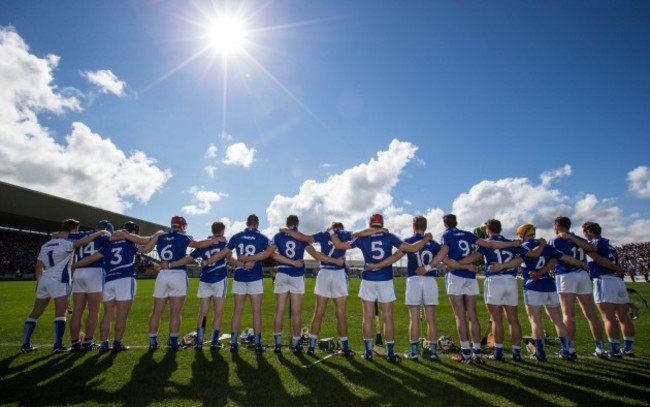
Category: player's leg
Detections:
[
  {"x1": 448, "y1": 295, "x2": 470, "y2": 360},
  {"x1": 148, "y1": 297, "x2": 167, "y2": 350},
  {"x1": 99, "y1": 300, "x2": 116, "y2": 350},
  {"x1": 113, "y1": 299, "x2": 133, "y2": 347},
  {"x1": 361, "y1": 299, "x2": 375, "y2": 358},
  {"x1": 406, "y1": 305, "x2": 420, "y2": 359},
  {"x1": 465, "y1": 294, "x2": 483, "y2": 361},
  {"x1": 504, "y1": 305, "x2": 522, "y2": 360},
  {"x1": 273, "y1": 291, "x2": 288, "y2": 352},
  {"x1": 168, "y1": 295, "x2": 186, "y2": 350},
  {"x1": 423, "y1": 276, "x2": 439, "y2": 359},
  {"x1": 250, "y1": 293, "x2": 263, "y2": 350},
  {"x1": 53, "y1": 295, "x2": 69, "y2": 351},
  {"x1": 209, "y1": 294, "x2": 225, "y2": 349},
  {"x1": 487, "y1": 303, "x2": 505, "y2": 360},
  {"x1": 69, "y1": 291, "x2": 87, "y2": 350},
  {"x1": 309, "y1": 295, "x2": 328, "y2": 337},
  {"x1": 614, "y1": 303, "x2": 635, "y2": 356},
  {"x1": 576, "y1": 293, "x2": 605, "y2": 355},
  {"x1": 597, "y1": 301, "x2": 620, "y2": 356},
  {"x1": 196, "y1": 295, "x2": 211, "y2": 346},
  {"x1": 230, "y1": 293, "x2": 246, "y2": 350},
  {"x1": 380, "y1": 300, "x2": 397, "y2": 361},
  {"x1": 22, "y1": 297, "x2": 50, "y2": 351},
  {"x1": 332, "y1": 295, "x2": 351, "y2": 354},
  {"x1": 290, "y1": 292, "x2": 304, "y2": 352},
  {"x1": 83, "y1": 291, "x2": 103, "y2": 349}
]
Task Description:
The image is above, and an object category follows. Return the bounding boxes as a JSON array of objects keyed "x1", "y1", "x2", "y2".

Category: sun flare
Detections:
[{"x1": 206, "y1": 16, "x2": 247, "y2": 55}]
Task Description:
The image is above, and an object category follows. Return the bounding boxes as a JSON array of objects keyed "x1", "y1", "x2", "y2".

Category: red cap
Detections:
[
  {"x1": 171, "y1": 216, "x2": 187, "y2": 228},
  {"x1": 370, "y1": 213, "x2": 384, "y2": 227}
]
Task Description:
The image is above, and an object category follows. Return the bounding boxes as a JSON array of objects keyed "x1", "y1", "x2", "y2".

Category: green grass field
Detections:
[{"x1": 1, "y1": 277, "x2": 648, "y2": 406}]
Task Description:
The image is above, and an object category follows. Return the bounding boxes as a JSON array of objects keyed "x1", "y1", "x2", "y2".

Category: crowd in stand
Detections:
[
  {"x1": 616, "y1": 242, "x2": 650, "y2": 282},
  {"x1": 0, "y1": 229, "x2": 49, "y2": 277}
]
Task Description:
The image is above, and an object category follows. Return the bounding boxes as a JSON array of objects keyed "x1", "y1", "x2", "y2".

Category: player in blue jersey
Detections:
[
  {"x1": 280, "y1": 221, "x2": 360, "y2": 356},
  {"x1": 270, "y1": 215, "x2": 345, "y2": 354},
  {"x1": 149, "y1": 216, "x2": 222, "y2": 351},
  {"x1": 70, "y1": 221, "x2": 161, "y2": 352},
  {"x1": 226, "y1": 214, "x2": 277, "y2": 352},
  {"x1": 366, "y1": 216, "x2": 449, "y2": 361},
  {"x1": 331, "y1": 213, "x2": 433, "y2": 363},
  {"x1": 21, "y1": 219, "x2": 106, "y2": 353},
  {"x1": 440, "y1": 214, "x2": 520, "y2": 364},
  {"x1": 504, "y1": 223, "x2": 587, "y2": 361},
  {"x1": 65, "y1": 220, "x2": 113, "y2": 351},
  {"x1": 165, "y1": 221, "x2": 235, "y2": 350},
  {"x1": 560, "y1": 222, "x2": 635, "y2": 358},
  {"x1": 548, "y1": 216, "x2": 605, "y2": 359}
]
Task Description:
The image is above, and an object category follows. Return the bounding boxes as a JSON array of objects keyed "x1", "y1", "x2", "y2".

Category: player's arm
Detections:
[
  {"x1": 305, "y1": 245, "x2": 345, "y2": 266},
  {"x1": 366, "y1": 250, "x2": 404, "y2": 271},
  {"x1": 352, "y1": 227, "x2": 388, "y2": 238},
  {"x1": 329, "y1": 231, "x2": 352, "y2": 250},
  {"x1": 476, "y1": 238, "x2": 522, "y2": 249},
  {"x1": 271, "y1": 252, "x2": 304, "y2": 268},
  {"x1": 487, "y1": 256, "x2": 523, "y2": 273},
  {"x1": 398, "y1": 233, "x2": 433, "y2": 253},
  {"x1": 239, "y1": 244, "x2": 277, "y2": 263},
  {"x1": 72, "y1": 230, "x2": 108, "y2": 249},
  {"x1": 201, "y1": 248, "x2": 232, "y2": 267},
  {"x1": 558, "y1": 254, "x2": 588, "y2": 270},
  {"x1": 111, "y1": 229, "x2": 164, "y2": 245},
  {"x1": 72, "y1": 252, "x2": 104, "y2": 270},
  {"x1": 557, "y1": 232, "x2": 596, "y2": 252},
  {"x1": 189, "y1": 235, "x2": 226, "y2": 249},
  {"x1": 585, "y1": 252, "x2": 626, "y2": 275},
  {"x1": 137, "y1": 233, "x2": 162, "y2": 255},
  {"x1": 279, "y1": 228, "x2": 315, "y2": 243},
  {"x1": 35, "y1": 260, "x2": 44, "y2": 283},
  {"x1": 442, "y1": 252, "x2": 482, "y2": 271},
  {"x1": 161, "y1": 255, "x2": 198, "y2": 270},
  {"x1": 415, "y1": 245, "x2": 450, "y2": 275},
  {"x1": 529, "y1": 258, "x2": 557, "y2": 280},
  {"x1": 523, "y1": 238, "x2": 547, "y2": 258}
]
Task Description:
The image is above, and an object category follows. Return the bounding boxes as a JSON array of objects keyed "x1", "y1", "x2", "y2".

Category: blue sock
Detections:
[
  {"x1": 113, "y1": 340, "x2": 122, "y2": 348},
  {"x1": 293, "y1": 336, "x2": 301, "y2": 348},
  {"x1": 559, "y1": 336, "x2": 568, "y2": 353},
  {"x1": 101, "y1": 340, "x2": 109, "y2": 348},
  {"x1": 23, "y1": 319, "x2": 36, "y2": 346},
  {"x1": 494, "y1": 345, "x2": 504, "y2": 357},
  {"x1": 309, "y1": 335, "x2": 317, "y2": 349},
  {"x1": 534, "y1": 339, "x2": 545, "y2": 356},
  {"x1": 609, "y1": 340, "x2": 620, "y2": 354},
  {"x1": 149, "y1": 334, "x2": 158, "y2": 346},
  {"x1": 255, "y1": 333, "x2": 261, "y2": 346},
  {"x1": 169, "y1": 333, "x2": 179, "y2": 347},
  {"x1": 364, "y1": 339, "x2": 372, "y2": 353},
  {"x1": 473, "y1": 344, "x2": 482, "y2": 356},
  {"x1": 340, "y1": 337, "x2": 350, "y2": 351},
  {"x1": 196, "y1": 327, "x2": 204, "y2": 344},
  {"x1": 462, "y1": 348, "x2": 472, "y2": 357},
  {"x1": 410, "y1": 340, "x2": 419, "y2": 355},
  {"x1": 71, "y1": 338, "x2": 81, "y2": 347},
  {"x1": 623, "y1": 337, "x2": 634, "y2": 352},
  {"x1": 595, "y1": 340, "x2": 605, "y2": 352},
  {"x1": 211, "y1": 329, "x2": 219, "y2": 344},
  {"x1": 512, "y1": 345, "x2": 521, "y2": 356},
  {"x1": 274, "y1": 333, "x2": 282, "y2": 347},
  {"x1": 231, "y1": 332, "x2": 238, "y2": 346},
  {"x1": 53, "y1": 318, "x2": 66, "y2": 348},
  {"x1": 386, "y1": 341, "x2": 395, "y2": 357},
  {"x1": 429, "y1": 342, "x2": 438, "y2": 355}
]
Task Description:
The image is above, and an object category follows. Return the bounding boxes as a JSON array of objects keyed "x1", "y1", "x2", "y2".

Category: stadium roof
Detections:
[{"x1": 0, "y1": 181, "x2": 167, "y2": 235}]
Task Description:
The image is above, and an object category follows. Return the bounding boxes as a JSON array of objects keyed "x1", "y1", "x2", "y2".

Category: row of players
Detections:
[{"x1": 21, "y1": 212, "x2": 634, "y2": 364}]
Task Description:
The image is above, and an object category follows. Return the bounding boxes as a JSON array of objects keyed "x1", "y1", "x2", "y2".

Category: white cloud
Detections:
[
  {"x1": 81, "y1": 69, "x2": 127, "y2": 97},
  {"x1": 403, "y1": 200, "x2": 412, "y2": 206},
  {"x1": 223, "y1": 142, "x2": 256, "y2": 167},
  {"x1": 205, "y1": 143, "x2": 218, "y2": 159},
  {"x1": 265, "y1": 139, "x2": 418, "y2": 234},
  {"x1": 182, "y1": 186, "x2": 227, "y2": 215},
  {"x1": 204, "y1": 165, "x2": 217, "y2": 178},
  {"x1": 627, "y1": 166, "x2": 650, "y2": 198},
  {"x1": 219, "y1": 132, "x2": 233, "y2": 142},
  {"x1": 320, "y1": 163, "x2": 333, "y2": 169},
  {"x1": 540, "y1": 164, "x2": 572, "y2": 186},
  {"x1": 0, "y1": 26, "x2": 170, "y2": 212}
]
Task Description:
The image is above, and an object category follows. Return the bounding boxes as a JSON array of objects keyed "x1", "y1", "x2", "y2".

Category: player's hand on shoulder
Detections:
[
  {"x1": 334, "y1": 256, "x2": 345, "y2": 266},
  {"x1": 424, "y1": 232, "x2": 433, "y2": 241},
  {"x1": 487, "y1": 263, "x2": 502, "y2": 273},
  {"x1": 512, "y1": 239, "x2": 522, "y2": 247},
  {"x1": 280, "y1": 228, "x2": 290, "y2": 234},
  {"x1": 557, "y1": 232, "x2": 571, "y2": 240}
]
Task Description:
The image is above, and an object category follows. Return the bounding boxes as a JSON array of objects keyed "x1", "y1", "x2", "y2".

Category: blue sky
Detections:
[{"x1": 1, "y1": 0, "x2": 649, "y2": 245}]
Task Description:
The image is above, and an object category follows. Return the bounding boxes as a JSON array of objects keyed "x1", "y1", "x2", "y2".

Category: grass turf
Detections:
[{"x1": 0, "y1": 277, "x2": 648, "y2": 406}]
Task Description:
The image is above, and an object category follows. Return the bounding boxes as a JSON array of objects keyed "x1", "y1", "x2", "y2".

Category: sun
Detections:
[{"x1": 206, "y1": 16, "x2": 247, "y2": 55}]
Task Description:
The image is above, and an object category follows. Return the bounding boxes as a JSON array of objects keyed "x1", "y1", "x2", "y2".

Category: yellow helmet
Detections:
[{"x1": 516, "y1": 223, "x2": 536, "y2": 238}]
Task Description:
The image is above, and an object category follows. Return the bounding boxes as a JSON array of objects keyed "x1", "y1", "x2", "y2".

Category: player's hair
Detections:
[
  {"x1": 211, "y1": 221, "x2": 225, "y2": 235},
  {"x1": 286, "y1": 215, "x2": 299, "y2": 227},
  {"x1": 413, "y1": 216, "x2": 427, "y2": 231},
  {"x1": 331, "y1": 222, "x2": 344, "y2": 230},
  {"x1": 442, "y1": 214, "x2": 457, "y2": 228},
  {"x1": 246, "y1": 214, "x2": 259, "y2": 227},
  {"x1": 554, "y1": 216, "x2": 571, "y2": 230},
  {"x1": 582, "y1": 221, "x2": 601, "y2": 236},
  {"x1": 62, "y1": 218, "x2": 80, "y2": 232},
  {"x1": 484, "y1": 219, "x2": 502, "y2": 234}
]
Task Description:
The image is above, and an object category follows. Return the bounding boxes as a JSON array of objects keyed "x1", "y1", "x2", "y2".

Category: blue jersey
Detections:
[
  {"x1": 226, "y1": 228, "x2": 270, "y2": 282},
  {"x1": 350, "y1": 231, "x2": 403, "y2": 281},
  {"x1": 478, "y1": 235, "x2": 520, "y2": 278},
  {"x1": 272, "y1": 228, "x2": 308, "y2": 277},
  {"x1": 312, "y1": 230, "x2": 352, "y2": 270},
  {"x1": 404, "y1": 233, "x2": 442, "y2": 278},
  {"x1": 156, "y1": 230, "x2": 194, "y2": 269},
  {"x1": 519, "y1": 239, "x2": 563, "y2": 292},
  {"x1": 191, "y1": 237, "x2": 228, "y2": 284},
  {"x1": 548, "y1": 234, "x2": 588, "y2": 275},
  {"x1": 587, "y1": 237, "x2": 619, "y2": 279},
  {"x1": 69, "y1": 231, "x2": 109, "y2": 269},
  {"x1": 441, "y1": 228, "x2": 479, "y2": 279},
  {"x1": 101, "y1": 239, "x2": 138, "y2": 282}
]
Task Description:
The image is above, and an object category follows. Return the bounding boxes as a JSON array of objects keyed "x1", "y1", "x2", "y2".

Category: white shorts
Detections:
[
  {"x1": 314, "y1": 268, "x2": 349, "y2": 298},
  {"x1": 232, "y1": 279, "x2": 264, "y2": 296},
  {"x1": 198, "y1": 279, "x2": 228, "y2": 298},
  {"x1": 104, "y1": 278, "x2": 136, "y2": 302},
  {"x1": 484, "y1": 275, "x2": 518, "y2": 307},
  {"x1": 405, "y1": 276, "x2": 439, "y2": 306},
  {"x1": 524, "y1": 290, "x2": 560, "y2": 307},
  {"x1": 556, "y1": 271, "x2": 592, "y2": 295},
  {"x1": 36, "y1": 276, "x2": 70, "y2": 299},
  {"x1": 445, "y1": 273, "x2": 479, "y2": 296},
  {"x1": 72, "y1": 267, "x2": 104, "y2": 294},
  {"x1": 358, "y1": 280, "x2": 396, "y2": 303},
  {"x1": 273, "y1": 273, "x2": 305, "y2": 294},
  {"x1": 153, "y1": 270, "x2": 188, "y2": 298},
  {"x1": 593, "y1": 275, "x2": 629, "y2": 304}
]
